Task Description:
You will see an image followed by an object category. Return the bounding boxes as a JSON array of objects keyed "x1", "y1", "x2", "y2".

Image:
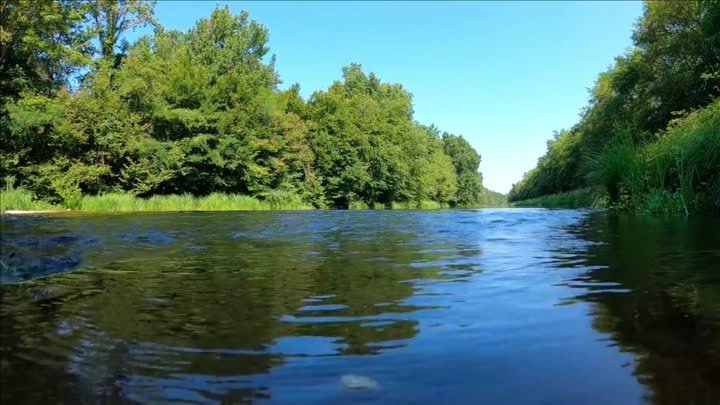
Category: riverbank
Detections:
[
  {"x1": 512, "y1": 184, "x2": 720, "y2": 216},
  {"x1": 0, "y1": 189, "x2": 504, "y2": 213},
  {"x1": 0, "y1": 189, "x2": 312, "y2": 213},
  {"x1": 506, "y1": 0, "x2": 719, "y2": 217},
  {"x1": 511, "y1": 100, "x2": 720, "y2": 215},
  {"x1": 511, "y1": 187, "x2": 608, "y2": 209}
]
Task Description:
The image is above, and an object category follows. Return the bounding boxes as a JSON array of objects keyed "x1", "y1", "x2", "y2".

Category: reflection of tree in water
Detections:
[
  {"x1": 574, "y1": 213, "x2": 720, "y2": 405},
  {"x1": 0, "y1": 212, "x2": 457, "y2": 404}
]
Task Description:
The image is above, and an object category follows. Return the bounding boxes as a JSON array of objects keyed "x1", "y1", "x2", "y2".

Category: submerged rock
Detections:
[{"x1": 340, "y1": 374, "x2": 381, "y2": 391}]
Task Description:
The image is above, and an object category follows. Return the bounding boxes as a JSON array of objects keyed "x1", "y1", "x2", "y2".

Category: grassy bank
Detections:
[
  {"x1": 588, "y1": 101, "x2": 719, "y2": 215},
  {"x1": 349, "y1": 200, "x2": 451, "y2": 210},
  {"x1": 0, "y1": 188, "x2": 511, "y2": 213},
  {"x1": 79, "y1": 192, "x2": 312, "y2": 212},
  {"x1": 348, "y1": 199, "x2": 507, "y2": 210},
  {"x1": 0, "y1": 190, "x2": 313, "y2": 213},
  {"x1": 512, "y1": 187, "x2": 608, "y2": 209},
  {"x1": 512, "y1": 100, "x2": 720, "y2": 215},
  {"x1": 0, "y1": 188, "x2": 63, "y2": 212}
]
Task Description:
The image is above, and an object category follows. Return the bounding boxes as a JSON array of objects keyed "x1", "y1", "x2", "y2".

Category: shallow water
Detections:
[{"x1": 1, "y1": 209, "x2": 719, "y2": 405}]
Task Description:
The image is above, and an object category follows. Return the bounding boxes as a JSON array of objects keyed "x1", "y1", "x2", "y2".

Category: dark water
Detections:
[{"x1": 1, "y1": 209, "x2": 719, "y2": 405}]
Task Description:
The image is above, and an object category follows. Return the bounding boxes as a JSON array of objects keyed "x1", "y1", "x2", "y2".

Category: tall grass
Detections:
[
  {"x1": 348, "y1": 200, "x2": 451, "y2": 210},
  {"x1": 641, "y1": 103, "x2": 720, "y2": 213},
  {"x1": 0, "y1": 187, "x2": 61, "y2": 212},
  {"x1": 261, "y1": 190, "x2": 309, "y2": 210},
  {"x1": 79, "y1": 192, "x2": 312, "y2": 212},
  {"x1": 349, "y1": 200, "x2": 378, "y2": 210},
  {"x1": 349, "y1": 199, "x2": 505, "y2": 210},
  {"x1": 2, "y1": 190, "x2": 467, "y2": 213},
  {"x1": 586, "y1": 100, "x2": 720, "y2": 215},
  {"x1": 392, "y1": 200, "x2": 450, "y2": 210},
  {"x1": 586, "y1": 130, "x2": 642, "y2": 203},
  {"x1": 512, "y1": 187, "x2": 607, "y2": 209}
]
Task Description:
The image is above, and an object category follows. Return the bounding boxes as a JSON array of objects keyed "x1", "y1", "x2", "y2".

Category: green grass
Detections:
[
  {"x1": 79, "y1": 192, "x2": 313, "y2": 212},
  {"x1": 513, "y1": 101, "x2": 719, "y2": 215},
  {"x1": 512, "y1": 187, "x2": 608, "y2": 209},
  {"x1": 391, "y1": 200, "x2": 450, "y2": 210},
  {"x1": 0, "y1": 191, "x2": 313, "y2": 213},
  {"x1": 348, "y1": 199, "x2": 504, "y2": 210},
  {"x1": 1, "y1": 191, "x2": 494, "y2": 213},
  {"x1": 2, "y1": 191, "x2": 461, "y2": 213},
  {"x1": 587, "y1": 100, "x2": 720, "y2": 215},
  {"x1": 348, "y1": 200, "x2": 446, "y2": 210},
  {"x1": 349, "y1": 200, "x2": 381, "y2": 210},
  {"x1": 1, "y1": 187, "x2": 505, "y2": 213},
  {"x1": 0, "y1": 188, "x2": 62, "y2": 212},
  {"x1": 586, "y1": 129, "x2": 642, "y2": 203}
]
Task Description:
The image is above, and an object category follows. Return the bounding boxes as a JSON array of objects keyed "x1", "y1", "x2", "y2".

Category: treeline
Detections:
[
  {"x1": 508, "y1": 0, "x2": 720, "y2": 214},
  {"x1": 1, "y1": 1, "x2": 504, "y2": 210}
]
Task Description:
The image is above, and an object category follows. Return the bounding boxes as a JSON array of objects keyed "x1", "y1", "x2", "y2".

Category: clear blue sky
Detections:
[{"x1": 129, "y1": 1, "x2": 644, "y2": 193}]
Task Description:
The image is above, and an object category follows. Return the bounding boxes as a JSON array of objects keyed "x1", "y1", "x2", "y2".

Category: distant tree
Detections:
[{"x1": 442, "y1": 133, "x2": 484, "y2": 206}]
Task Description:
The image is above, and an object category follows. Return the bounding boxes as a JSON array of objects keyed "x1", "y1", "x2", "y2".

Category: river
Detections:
[{"x1": 1, "y1": 209, "x2": 719, "y2": 405}]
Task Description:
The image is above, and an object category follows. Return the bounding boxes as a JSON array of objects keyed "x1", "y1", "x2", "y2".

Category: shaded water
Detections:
[{"x1": 1, "y1": 209, "x2": 719, "y2": 405}]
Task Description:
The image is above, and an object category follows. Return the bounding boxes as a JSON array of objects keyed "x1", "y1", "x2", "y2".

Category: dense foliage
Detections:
[
  {"x1": 1, "y1": 2, "x2": 502, "y2": 210},
  {"x1": 508, "y1": 0, "x2": 720, "y2": 214}
]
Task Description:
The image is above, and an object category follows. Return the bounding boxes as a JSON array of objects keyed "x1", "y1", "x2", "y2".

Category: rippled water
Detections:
[{"x1": 1, "y1": 209, "x2": 719, "y2": 405}]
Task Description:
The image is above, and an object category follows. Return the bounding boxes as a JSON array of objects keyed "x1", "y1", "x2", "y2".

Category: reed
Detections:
[
  {"x1": 0, "y1": 187, "x2": 60, "y2": 212},
  {"x1": 585, "y1": 101, "x2": 720, "y2": 214},
  {"x1": 512, "y1": 187, "x2": 607, "y2": 209},
  {"x1": 79, "y1": 192, "x2": 312, "y2": 212}
]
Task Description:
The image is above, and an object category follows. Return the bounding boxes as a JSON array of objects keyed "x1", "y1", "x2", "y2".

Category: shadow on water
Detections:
[{"x1": 1, "y1": 209, "x2": 719, "y2": 404}]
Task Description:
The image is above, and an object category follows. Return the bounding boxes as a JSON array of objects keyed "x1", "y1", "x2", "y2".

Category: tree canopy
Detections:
[{"x1": 1, "y1": 3, "x2": 501, "y2": 209}]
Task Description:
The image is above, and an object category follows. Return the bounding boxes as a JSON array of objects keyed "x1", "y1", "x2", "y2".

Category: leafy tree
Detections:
[
  {"x1": 632, "y1": 0, "x2": 720, "y2": 132},
  {"x1": 1, "y1": 0, "x2": 91, "y2": 97},
  {"x1": 411, "y1": 125, "x2": 458, "y2": 205},
  {"x1": 109, "y1": 7, "x2": 292, "y2": 196},
  {"x1": 309, "y1": 64, "x2": 417, "y2": 208},
  {"x1": 442, "y1": 133, "x2": 485, "y2": 206},
  {"x1": 89, "y1": 0, "x2": 157, "y2": 60},
  {"x1": 1, "y1": 5, "x2": 495, "y2": 209}
]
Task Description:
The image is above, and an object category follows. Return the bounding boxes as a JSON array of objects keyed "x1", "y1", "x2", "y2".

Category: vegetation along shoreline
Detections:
[
  {"x1": 2, "y1": 5, "x2": 504, "y2": 213},
  {"x1": 507, "y1": 1, "x2": 719, "y2": 216}
]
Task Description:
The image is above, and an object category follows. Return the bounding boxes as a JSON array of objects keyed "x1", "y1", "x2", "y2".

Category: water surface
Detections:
[{"x1": 1, "y1": 209, "x2": 719, "y2": 405}]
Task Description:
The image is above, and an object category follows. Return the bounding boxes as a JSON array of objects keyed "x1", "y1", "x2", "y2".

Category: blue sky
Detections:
[{"x1": 130, "y1": 1, "x2": 644, "y2": 193}]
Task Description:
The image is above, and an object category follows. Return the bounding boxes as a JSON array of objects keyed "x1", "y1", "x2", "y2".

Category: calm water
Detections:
[{"x1": 1, "y1": 209, "x2": 719, "y2": 405}]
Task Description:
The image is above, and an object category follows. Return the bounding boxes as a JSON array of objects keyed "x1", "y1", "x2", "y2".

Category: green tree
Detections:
[
  {"x1": 1, "y1": 5, "x2": 493, "y2": 210},
  {"x1": 442, "y1": 133, "x2": 485, "y2": 206},
  {"x1": 1, "y1": 0, "x2": 91, "y2": 97},
  {"x1": 89, "y1": 0, "x2": 157, "y2": 60},
  {"x1": 309, "y1": 64, "x2": 417, "y2": 208},
  {"x1": 510, "y1": 0, "x2": 720, "y2": 213}
]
